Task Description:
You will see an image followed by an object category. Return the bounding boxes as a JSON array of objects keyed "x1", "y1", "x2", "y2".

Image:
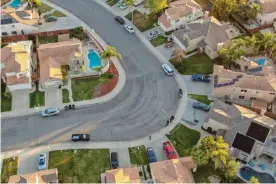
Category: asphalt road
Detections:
[{"x1": 1, "y1": 0, "x2": 178, "y2": 151}]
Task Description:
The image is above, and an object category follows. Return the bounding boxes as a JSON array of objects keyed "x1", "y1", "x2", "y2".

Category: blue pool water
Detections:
[
  {"x1": 88, "y1": 49, "x2": 102, "y2": 69},
  {"x1": 239, "y1": 166, "x2": 275, "y2": 183},
  {"x1": 255, "y1": 58, "x2": 267, "y2": 66},
  {"x1": 9, "y1": 0, "x2": 21, "y2": 7}
]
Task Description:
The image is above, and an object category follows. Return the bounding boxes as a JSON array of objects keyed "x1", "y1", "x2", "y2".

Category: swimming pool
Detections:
[
  {"x1": 9, "y1": 0, "x2": 21, "y2": 8},
  {"x1": 239, "y1": 166, "x2": 275, "y2": 183},
  {"x1": 255, "y1": 58, "x2": 268, "y2": 66},
  {"x1": 88, "y1": 49, "x2": 102, "y2": 69}
]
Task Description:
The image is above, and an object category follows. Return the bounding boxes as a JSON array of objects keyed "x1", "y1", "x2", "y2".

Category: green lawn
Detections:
[
  {"x1": 1, "y1": 84, "x2": 12, "y2": 112},
  {"x1": 150, "y1": 35, "x2": 167, "y2": 47},
  {"x1": 38, "y1": 35, "x2": 58, "y2": 44},
  {"x1": 44, "y1": 10, "x2": 66, "y2": 18},
  {"x1": 37, "y1": 3, "x2": 53, "y2": 14},
  {"x1": 1, "y1": 157, "x2": 18, "y2": 183},
  {"x1": 125, "y1": 10, "x2": 158, "y2": 32},
  {"x1": 48, "y1": 149, "x2": 110, "y2": 183},
  {"x1": 62, "y1": 89, "x2": 70, "y2": 103},
  {"x1": 71, "y1": 77, "x2": 102, "y2": 102},
  {"x1": 171, "y1": 53, "x2": 214, "y2": 75},
  {"x1": 29, "y1": 91, "x2": 45, "y2": 108},
  {"x1": 167, "y1": 124, "x2": 201, "y2": 157},
  {"x1": 193, "y1": 164, "x2": 218, "y2": 183},
  {"x1": 188, "y1": 94, "x2": 213, "y2": 105},
  {"x1": 106, "y1": 0, "x2": 120, "y2": 6},
  {"x1": 128, "y1": 145, "x2": 149, "y2": 166}
]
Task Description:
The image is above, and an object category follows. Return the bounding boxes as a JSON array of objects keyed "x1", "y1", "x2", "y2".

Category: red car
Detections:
[{"x1": 163, "y1": 141, "x2": 178, "y2": 159}]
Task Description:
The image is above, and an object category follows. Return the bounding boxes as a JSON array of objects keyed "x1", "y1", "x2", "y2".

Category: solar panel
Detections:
[
  {"x1": 223, "y1": 83, "x2": 229, "y2": 86},
  {"x1": 233, "y1": 79, "x2": 238, "y2": 82},
  {"x1": 229, "y1": 82, "x2": 234, "y2": 85},
  {"x1": 214, "y1": 84, "x2": 218, "y2": 88},
  {"x1": 1, "y1": 18, "x2": 12, "y2": 24},
  {"x1": 237, "y1": 75, "x2": 243, "y2": 78},
  {"x1": 217, "y1": 84, "x2": 223, "y2": 87}
]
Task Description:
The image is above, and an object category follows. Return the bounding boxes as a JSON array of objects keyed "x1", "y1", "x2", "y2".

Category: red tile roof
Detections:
[
  {"x1": 159, "y1": 13, "x2": 171, "y2": 29},
  {"x1": 6, "y1": 75, "x2": 29, "y2": 85}
]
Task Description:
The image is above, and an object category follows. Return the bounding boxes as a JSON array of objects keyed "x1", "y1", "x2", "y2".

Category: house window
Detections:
[
  {"x1": 239, "y1": 96, "x2": 245, "y2": 99},
  {"x1": 241, "y1": 89, "x2": 247, "y2": 92},
  {"x1": 2, "y1": 32, "x2": 8, "y2": 36},
  {"x1": 175, "y1": 19, "x2": 179, "y2": 22},
  {"x1": 11, "y1": 31, "x2": 17, "y2": 35},
  {"x1": 250, "y1": 97, "x2": 256, "y2": 100}
]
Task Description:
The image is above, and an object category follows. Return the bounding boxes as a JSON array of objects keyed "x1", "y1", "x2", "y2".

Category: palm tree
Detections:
[
  {"x1": 211, "y1": 136, "x2": 229, "y2": 169},
  {"x1": 22, "y1": 0, "x2": 41, "y2": 18},
  {"x1": 247, "y1": 3, "x2": 261, "y2": 21},
  {"x1": 100, "y1": 45, "x2": 121, "y2": 59}
]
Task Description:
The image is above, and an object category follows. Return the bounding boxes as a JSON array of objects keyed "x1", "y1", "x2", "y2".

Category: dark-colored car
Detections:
[
  {"x1": 147, "y1": 147, "x2": 157, "y2": 163},
  {"x1": 71, "y1": 134, "x2": 90, "y2": 141},
  {"x1": 191, "y1": 74, "x2": 210, "y2": 83},
  {"x1": 115, "y1": 16, "x2": 125, "y2": 25},
  {"x1": 192, "y1": 101, "x2": 210, "y2": 112},
  {"x1": 45, "y1": 16, "x2": 57, "y2": 22},
  {"x1": 110, "y1": 152, "x2": 119, "y2": 169}
]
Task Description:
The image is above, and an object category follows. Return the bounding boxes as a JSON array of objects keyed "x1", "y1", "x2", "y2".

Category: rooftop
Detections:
[{"x1": 104, "y1": 168, "x2": 140, "y2": 183}]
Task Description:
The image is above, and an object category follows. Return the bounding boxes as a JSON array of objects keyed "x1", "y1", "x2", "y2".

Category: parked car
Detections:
[
  {"x1": 71, "y1": 134, "x2": 90, "y2": 141},
  {"x1": 148, "y1": 30, "x2": 161, "y2": 39},
  {"x1": 162, "y1": 64, "x2": 174, "y2": 76},
  {"x1": 38, "y1": 153, "x2": 47, "y2": 170},
  {"x1": 163, "y1": 141, "x2": 177, "y2": 159},
  {"x1": 45, "y1": 16, "x2": 57, "y2": 22},
  {"x1": 191, "y1": 74, "x2": 210, "y2": 83},
  {"x1": 116, "y1": 0, "x2": 124, "y2": 7},
  {"x1": 119, "y1": 4, "x2": 128, "y2": 10},
  {"x1": 124, "y1": 24, "x2": 134, "y2": 33},
  {"x1": 192, "y1": 101, "x2": 210, "y2": 112},
  {"x1": 110, "y1": 152, "x2": 119, "y2": 169},
  {"x1": 147, "y1": 147, "x2": 157, "y2": 163},
  {"x1": 41, "y1": 108, "x2": 60, "y2": 117},
  {"x1": 115, "y1": 16, "x2": 125, "y2": 25}
]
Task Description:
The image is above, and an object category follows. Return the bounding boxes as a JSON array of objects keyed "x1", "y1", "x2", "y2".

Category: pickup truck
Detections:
[
  {"x1": 191, "y1": 74, "x2": 210, "y2": 83},
  {"x1": 71, "y1": 134, "x2": 90, "y2": 142},
  {"x1": 163, "y1": 141, "x2": 178, "y2": 159}
]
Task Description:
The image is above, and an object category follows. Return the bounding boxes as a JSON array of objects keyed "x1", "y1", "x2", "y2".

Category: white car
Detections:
[
  {"x1": 41, "y1": 108, "x2": 60, "y2": 117},
  {"x1": 116, "y1": 0, "x2": 124, "y2": 7},
  {"x1": 119, "y1": 4, "x2": 128, "y2": 10},
  {"x1": 124, "y1": 24, "x2": 134, "y2": 33},
  {"x1": 148, "y1": 30, "x2": 161, "y2": 39},
  {"x1": 162, "y1": 64, "x2": 174, "y2": 76},
  {"x1": 38, "y1": 153, "x2": 47, "y2": 170}
]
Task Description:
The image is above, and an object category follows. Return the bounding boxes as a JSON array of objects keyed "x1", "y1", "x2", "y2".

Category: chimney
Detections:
[{"x1": 260, "y1": 108, "x2": 266, "y2": 116}]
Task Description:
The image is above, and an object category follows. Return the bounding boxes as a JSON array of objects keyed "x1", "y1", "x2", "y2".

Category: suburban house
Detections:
[
  {"x1": 172, "y1": 16, "x2": 233, "y2": 59},
  {"x1": 251, "y1": 0, "x2": 276, "y2": 25},
  {"x1": 158, "y1": 0, "x2": 203, "y2": 32},
  {"x1": 37, "y1": 38, "x2": 83, "y2": 88},
  {"x1": 212, "y1": 64, "x2": 276, "y2": 105},
  {"x1": 1, "y1": 7, "x2": 39, "y2": 37},
  {"x1": 103, "y1": 167, "x2": 141, "y2": 183},
  {"x1": 1, "y1": 41, "x2": 34, "y2": 92},
  {"x1": 150, "y1": 157, "x2": 197, "y2": 183},
  {"x1": 8, "y1": 168, "x2": 58, "y2": 183},
  {"x1": 203, "y1": 100, "x2": 276, "y2": 164}
]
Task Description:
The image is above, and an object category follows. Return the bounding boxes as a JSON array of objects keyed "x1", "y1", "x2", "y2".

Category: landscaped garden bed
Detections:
[
  {"x1": 44, "y1": 10, "x2": 66, "y2": 18},
  {"x1": 48, "y1": 149, "x2": 110, "y2": 183},
  {"x1": 106, "y1": 0, "x2": 120, "y2": 6},
  {"x1": 62, "y1": 89, "x2": 70, "y2": 103},
  {"x1": 188, "y1": 94, "x2": 213, "y2": 105},
  {"x1": 30, "y1": 91, "x2": 45, "y2": 108},
  {"x1": 150, "y1": 35, "x2": 167, "y2": 47},
  {"x1": 1, "y1": 157, "x2": 18, "y2": 183},
  {"x1": 166, "y1": 123, "x2": 200, "y2": 157},
  {"x1": 1, "y1": 84, "x2": 12, "y2": 112},
  {"x1": 128, "y1": 145, "x2": 149, "y2": 166},
  {"x1": 37, "y1": 3, "x2": 53, "y2": 14},
  {"x1": 38, "y1": 35, "x2": 58, "y2": 44}
]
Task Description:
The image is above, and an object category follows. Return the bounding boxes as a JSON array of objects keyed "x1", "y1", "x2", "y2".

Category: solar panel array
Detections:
[
  {"x1": 213, "y1": 74, "x2": 243, "y2": 88},
  {"x1": 246, "y1": 67, "x2": 262, "y2": 73}
]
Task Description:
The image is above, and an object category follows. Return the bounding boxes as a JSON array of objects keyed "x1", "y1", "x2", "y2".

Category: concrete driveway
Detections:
[
  {"x1": 183, "y1": 75, "x2": 212, "y2": 96},
  {"x1": 45, "y1": 87, "x2": 62, "y2": 107},
  {"x1": 12, "y1": 89, "x2": 29, "y2": 111},
  {"x1": 146, "y1": 137, "x2": 168, "y2": 162},
  {"x1": 109, "y1": 147, "x2": 131, "y2": 168}
]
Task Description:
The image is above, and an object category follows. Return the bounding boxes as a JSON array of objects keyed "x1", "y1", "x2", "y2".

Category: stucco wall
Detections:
[{"x1": 1, "y1": 23, "x2": 38, "y2": 36}]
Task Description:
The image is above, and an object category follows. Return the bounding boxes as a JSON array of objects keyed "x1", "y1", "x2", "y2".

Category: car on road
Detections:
[
  {"x1": 119, "y1": 4, "x2": 128, "y2": 10},
  {"x1": 116, "y1": 0, "x2": 124, "y2": 7},
  {"x1": 38, "y1": 153, "x2": 47, "y2": 170},
  {"x1": 41, "y1": 108, "x2": 60, "y2": 117},
  {"x1": 191, "y1": 74, "x2": 210, "y2": 83},
  {"x1": 124, "y1": 24, "x2": 134, "y2": 33},
  {"x1": 147, "y1": 147, "x2": 157, "y2": 163},
  {"x1": 148, "y1": 30, "x2": 161, "y2": 40},
  {"x1": 115, "y1": 16, "x2": 125, "y2": 25},
  {"x1": 71, "y1": 134, "x2": 90, "y2": 141},
  {"x1": 163, "y1": 141, "x2": 177, "y2": 159},
  {"x1": 192, "y1": 101, "x2": 210, "y2": 112},
  {"x1": 162, "y1": 64, "x2": 174, "y2": 76},
  {"x1": 45, "y1": 16, "x2": 57, "y2": 22},
  {"x1": 110, "y1": 152, "x2": 119, "y2": 169}
]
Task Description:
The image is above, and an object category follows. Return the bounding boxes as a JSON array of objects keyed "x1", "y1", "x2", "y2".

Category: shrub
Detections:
[{"x1": 70, "y1": 27, "x2": 85, "y2": 40}]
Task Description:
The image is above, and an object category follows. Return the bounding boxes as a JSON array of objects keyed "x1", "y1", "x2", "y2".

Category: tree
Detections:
[
  {"x1": 247, "y1": 3, "x2": 261, "y2": 20},
  {"x1": 212, "y1": 0, "x2": 246, "y2": 19},
  {"x1": 146, "y1": 0, "x2": 168, "y2": 14},
  {"x1": 171, "y1": 48, "x2": 185, "y2": 62},
  {"x1": 191, "y1": 146, "x2": 210, "y2": 166},
  {"x1": 249, "y1": 176, "x2": 260, "y2": 183},
  {"x1": 22, "y1": 0, "x2": 41, "y2": 17},
  {"x1": 100, "y1": 45, "x2": 121, "y2": 59},
  {"x1": 210, "y1": 136, "x2": 229, "y2": 169},
  {"x1": 223, "y1": 159, "x2": 240, "y2": 181},
  {"x1": 125, "y1": 0, "x2": 136, "y2": 23}
]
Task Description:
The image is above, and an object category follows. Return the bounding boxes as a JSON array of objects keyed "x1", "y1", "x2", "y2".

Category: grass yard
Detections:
[
  {"x1": 188, "y1": 94, "x2": 213, "y2": 105},
  {"x1": 44, "y1": 10, "x2": 66, "y2": 18},
  {"x1": 30, "y1": 91, "x2": 45, "y2": 108},
  {"x1": 62, "y1": 89, "x2": 70, "y2": 103},
  {"x1": 128, "y1": 145, "x2": 149, "y2": 166},
  {"x1": 125, "y1": 10, "x2": 158, "y2": 32},
  {"x1": 48, "y1": 149, "x2": 110, "y2": 183},
  {"x1": 38, "y1": 35, "x2": 58, "y2": 44},
  {"x1": 167, "y1": 124, "x2": 200, "y2": 157},
  {"x1": 37, "y1": 3, "x2": 53, "y2": 14},
  {"x1": 171, "y1": 53, "x2": 213, "y2": 75},
  {"x1": 106, "y1": 0, "x2": 120, "y2": 6},
  {"x1": 1, "y1": 157, "x2": 18, "y2": 183},
  {"x1": 150, "y1": 35, "x2": 167, "y2": 47},
  {"x1": 1, "y1": 84, "x2": 12, "y2": 112}
]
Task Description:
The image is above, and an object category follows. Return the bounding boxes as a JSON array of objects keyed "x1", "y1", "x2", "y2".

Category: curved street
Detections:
[{"x1": 1, "y1": 0, "x2": 179, "y2": 151}]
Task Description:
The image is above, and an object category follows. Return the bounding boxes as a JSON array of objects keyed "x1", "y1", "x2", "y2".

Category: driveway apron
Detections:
[
  {"x1": 45, "y1": 87, "x2": 62, "y2": 107},
  {"x1": 12, "y1": 89, "x2": 29, "y2": 111}
]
